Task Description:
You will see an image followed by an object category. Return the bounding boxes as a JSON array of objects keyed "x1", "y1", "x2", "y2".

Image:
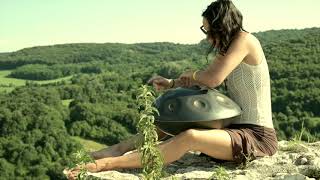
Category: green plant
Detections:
[
  {"x1": 209, "y1": 166, "x2": 230, "y2": 180},
  {"x1": 293, "y1": 120, "x2": 306, "y2": 142},
  {"x1": 281, "y1": 140, "x2": 309, "y2": 153},
  {"x1": 281, "y1": 121, "x2": 309, "y2": 153},
  {"x1": 136, "y1": 85, "x2": 164, "y2": 179},
  {"x1": 68, "y1": 149, "x2": 96, "y2": 180},
  {"x1": 237, "y1": 152, "x2": 254, "y2": 169}
]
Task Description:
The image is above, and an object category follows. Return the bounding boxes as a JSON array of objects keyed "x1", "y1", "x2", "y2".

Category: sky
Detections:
[{"x1": 0, "y1": 0, "x2": 319, "y2": 52}]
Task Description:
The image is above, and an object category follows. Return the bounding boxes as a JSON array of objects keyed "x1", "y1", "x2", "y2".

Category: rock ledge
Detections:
[{"x1": 86, "y1": 141, "x2": 320, "y2": 180}]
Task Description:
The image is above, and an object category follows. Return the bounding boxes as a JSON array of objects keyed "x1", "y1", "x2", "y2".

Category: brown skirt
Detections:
[{"x1": 222, "y1": 123, "x2": 278, "y2": 163}]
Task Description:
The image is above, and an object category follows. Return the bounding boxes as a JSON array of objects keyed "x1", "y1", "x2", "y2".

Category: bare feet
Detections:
[{"x1": 66, "y1": 158, "x2": 115, "y2": 180}]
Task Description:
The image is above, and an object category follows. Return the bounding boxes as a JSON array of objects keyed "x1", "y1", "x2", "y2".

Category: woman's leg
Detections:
[
  {"x1": 99, "y1": 128, "x2": 233, "y2": 169},
  {"x1": 90, "y1": 127, "x2": 169, "y2": 159},
  {"x1": 68, "y1": 129, "x2": 233, "y2": 179}
]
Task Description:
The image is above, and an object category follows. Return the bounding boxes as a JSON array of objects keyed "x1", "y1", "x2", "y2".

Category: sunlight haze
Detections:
[{"x1": 0, "y1": 0, "x2": 319, "y2": 52}]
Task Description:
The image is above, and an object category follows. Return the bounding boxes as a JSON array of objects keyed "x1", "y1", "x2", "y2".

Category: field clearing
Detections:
[
  {"x1": 0, "y1": 70, "x2": 27, "y2": 86},
  {"x1": 0, "y1": 70, "x2": 73, "y2": 93},
  {"x1": 71, "y1": 136, "x2": 107, "y2": 152}
]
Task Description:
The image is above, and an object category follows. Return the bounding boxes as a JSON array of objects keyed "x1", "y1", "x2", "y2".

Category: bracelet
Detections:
[
  {"x1": 170, "y1": 79, "x2": 175, "y2": 88},
  {"x1": 192, "y1": 70, "x2": 199, "y2": 81}
]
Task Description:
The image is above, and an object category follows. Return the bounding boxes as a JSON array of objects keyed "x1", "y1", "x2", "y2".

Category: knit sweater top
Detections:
[{"x1": 226, "y1": 56, "x2": 274, "y2": 128}]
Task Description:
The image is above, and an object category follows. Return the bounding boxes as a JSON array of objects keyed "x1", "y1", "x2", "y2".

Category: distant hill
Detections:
[{"x1": 0, "y1": 42, "x2": 203, "y2": 69}]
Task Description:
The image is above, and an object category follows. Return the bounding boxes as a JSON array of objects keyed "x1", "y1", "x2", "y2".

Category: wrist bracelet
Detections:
[
  {"x1": 170, "y1": 79, "x2": 175, "y2": 88},
  {"x1": 192, "y1": 70, "x2": 199, "y2": 81}
]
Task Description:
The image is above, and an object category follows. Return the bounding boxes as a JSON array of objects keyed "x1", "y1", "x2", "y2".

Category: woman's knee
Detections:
[
  {"x1": 179, "y1": 129, "x2": 200, "y2": 140},
  {"x1": 173, "y1": 129, "x2": 199, "y2": 151}
]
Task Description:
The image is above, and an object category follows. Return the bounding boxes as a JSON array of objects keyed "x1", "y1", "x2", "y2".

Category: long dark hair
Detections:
[{"x1": 202, "y1": 0, "x2": 246, "y2": 55}]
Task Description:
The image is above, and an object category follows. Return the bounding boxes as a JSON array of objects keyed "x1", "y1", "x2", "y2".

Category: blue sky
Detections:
[{"x1": 0, "y1": 0, "x2": 319, "y2": 52}]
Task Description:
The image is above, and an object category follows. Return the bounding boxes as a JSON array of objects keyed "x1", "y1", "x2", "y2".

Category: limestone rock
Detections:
[{"x1": 72, "y1": 141, "x2": 320, "y2": 180}]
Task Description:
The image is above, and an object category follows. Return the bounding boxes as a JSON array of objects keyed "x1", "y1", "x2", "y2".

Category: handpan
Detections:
[{"x1": 154, "y1": 87, "x2": 242, "y2": 135}]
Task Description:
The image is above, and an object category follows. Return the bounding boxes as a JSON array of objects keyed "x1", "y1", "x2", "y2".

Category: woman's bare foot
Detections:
[{"x1": 66, "y1": 158, "x2": 115, "y2": 180}]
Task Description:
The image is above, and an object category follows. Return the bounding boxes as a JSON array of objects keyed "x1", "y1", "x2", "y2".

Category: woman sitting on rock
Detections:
[{"x1": 67, "y1": 0, "x2": 278, "y2": 179}]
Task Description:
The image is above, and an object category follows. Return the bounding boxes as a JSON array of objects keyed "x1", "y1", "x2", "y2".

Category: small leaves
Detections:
[
  {"x1": 68, "y1": 149, "x2": 95, "y2": 180},
  {"x1": 136, "y1": 85, "x2": 164, "y2": 179}
]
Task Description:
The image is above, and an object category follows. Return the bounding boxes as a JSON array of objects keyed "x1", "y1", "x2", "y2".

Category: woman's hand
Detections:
[
  {"x1": 148, "y1": 75, "x2": 173, "y2": 91},
  {"x1": 178, "y1": 70, "x2": 194, "y2": 88}
]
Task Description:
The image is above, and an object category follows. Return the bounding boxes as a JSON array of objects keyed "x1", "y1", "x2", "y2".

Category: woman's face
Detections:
[{"x1": 202, "y1": 17, "x2": 218, "y2": 47}]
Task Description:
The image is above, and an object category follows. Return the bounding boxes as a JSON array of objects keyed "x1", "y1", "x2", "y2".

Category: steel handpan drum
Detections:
[{"x1": 154, "y1": 87, "x2": 242, "y2": 135}]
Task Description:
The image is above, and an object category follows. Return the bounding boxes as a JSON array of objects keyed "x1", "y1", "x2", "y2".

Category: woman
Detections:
[{"x1": 67, "y1": 0, "x2": 277, "y2": 178}]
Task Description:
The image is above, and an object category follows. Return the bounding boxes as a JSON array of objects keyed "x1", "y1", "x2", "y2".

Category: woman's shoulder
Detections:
[
  {"x1": 232, "y1": 32, "x2": 264, "y2": 52},
  {"x1": 231, "y1": 31, "x2": 264, "y2": 65},
  {"x1": 229, "y1": 31, "x2": 254, "y2": 49},
  {"x1": 235, "y1": 31, "x2": 260, "y2": 46}
]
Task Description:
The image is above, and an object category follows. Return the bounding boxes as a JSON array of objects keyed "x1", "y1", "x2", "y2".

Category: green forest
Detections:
[{"x1": 0, "y1": 27, "x2": 319, "y2": 179}]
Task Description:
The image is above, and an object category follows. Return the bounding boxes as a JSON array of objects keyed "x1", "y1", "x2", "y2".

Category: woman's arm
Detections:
[
  {"x1": 180, "y1": 33, "x2": 250, "y2": 88},
  {"x1": 169, "y1": 78, "x2": 187, "y2": 89}
]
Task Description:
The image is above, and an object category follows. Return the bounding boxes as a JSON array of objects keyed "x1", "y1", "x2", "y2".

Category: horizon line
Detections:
[{"x1": 1, "y1": 26, "x2": 319, "y2": 54}]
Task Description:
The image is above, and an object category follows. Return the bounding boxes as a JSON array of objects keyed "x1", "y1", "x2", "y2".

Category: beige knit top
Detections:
[{"x1": 226, "y1": 56, "x2": 274, "y2": 129}]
